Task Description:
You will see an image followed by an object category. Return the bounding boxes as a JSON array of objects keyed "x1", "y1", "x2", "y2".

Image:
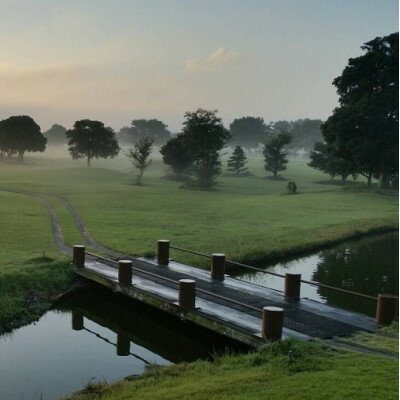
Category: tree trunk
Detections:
[
  {"x1": 18, "y1": 150, "x2": 24, "y2": 162},
  {"x1": 273, "y1": 170, "x2": 277, "y2": 177},
  {"x1": 87, "y1": 155, "x2": 91, "y2": 167},
  {"x1": 379, "y1": 171, "x2": 390, "y2": 188},
  {"x1": 341, "y1": 174, "x2": 347, "y2": 183},
  {"x1": 367, "y1": 172, "x2": 372, "y2": 187}
]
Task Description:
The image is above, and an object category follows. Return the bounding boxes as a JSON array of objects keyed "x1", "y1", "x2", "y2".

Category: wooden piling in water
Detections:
[
  {"x1": 71, "y1": 311, "x2": 84, "y2": 331},
  {"x1": 116, "y1": 333, "x2": 131, "y2": 356}
]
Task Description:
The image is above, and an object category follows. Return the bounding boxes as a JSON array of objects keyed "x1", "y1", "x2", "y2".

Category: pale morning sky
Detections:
[{"x1": 0, "y1": 0, "x2": 398, "y2": 132}]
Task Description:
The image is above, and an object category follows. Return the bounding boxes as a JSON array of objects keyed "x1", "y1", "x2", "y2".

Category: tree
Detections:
[
  {"x1": 0, "y1": 115, "x2": 46, "y2": 161},
  {"x1": 126, "y1": 137, "x2": 153, "y2": 185},
  {"x1": 130, "y1": 119, "x2": 171, "y2": 146},
  {"x1": 160, "y1": 133, "x2": 193, "y2": 178},
  {"x1": 309, "y1": 142, "x2": 357, "y2": 182},
  {"x1": 262, "y1": 131, "x2": 291, "y2": 177},
  {"x1": 227, "y1": 146, "x2": 248, "y2": 174},
  {"x1": 66, "y1": 119, "x2": 119, "y2": 167},
  {"x1": 43, "y1": 124, "x2": 67, "y2": 146},
  {"x1": 321, "y1": 33, "x2": 398, "y2": 187},
  {"x1": 290, "y1": 119, "x2": 323, "y2": 151},
  {"x1": 229, "y1": 117, "x2": 269, "y2": 150},
  {"x1": 182, "y1": 108, "x2": 231, "y2": 188}
]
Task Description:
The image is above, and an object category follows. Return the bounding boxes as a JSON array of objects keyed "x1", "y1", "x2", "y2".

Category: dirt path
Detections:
[{"x1": 0, "y1": 188, "x2": 123, "y2": 258}]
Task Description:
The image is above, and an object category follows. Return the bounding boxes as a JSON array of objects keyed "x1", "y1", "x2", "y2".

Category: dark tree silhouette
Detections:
[
  {"x1": 66, "y1": 119, "x2": 119, "y2": 167},
  {"x1": 160, "y1": 133, "x2": 192, "y2": 178},
  {"x1": 183, "y1": 108, "x2": 230, "y2": 188},
  {"x1": 126, "y1": 137, "x2": 153, "y2": 185},
  {"x1": 130, "y1": 119, "x2": 171, "y2": 146},
  {"x1": 262, "y1": 131, "x2": 291, "y2": 177},
  {"x1": 43, "y1": 124, "x2": 67, "y2": 146},
  {"x1": 309, "y1": 142, "x2": 357, "y2": 182},
  {"x1": 321, "y1": 32, "x2": 399, "y2": 187},
  {"x1": 227, "y1": 146, "x2": 248, "y2": 175},
  {"x1": 0, "y1": 115, "x2": 46, "y2": 161}
]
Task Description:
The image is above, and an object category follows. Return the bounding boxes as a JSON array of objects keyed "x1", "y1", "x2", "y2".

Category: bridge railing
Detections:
[{"x1": 73, "y1": 243, "x2": 398, "y2": 328}]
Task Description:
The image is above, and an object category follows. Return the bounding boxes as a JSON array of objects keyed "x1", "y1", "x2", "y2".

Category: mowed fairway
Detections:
[{"x1": 0, "y1": 153, "x2": 397, "y2": 267}]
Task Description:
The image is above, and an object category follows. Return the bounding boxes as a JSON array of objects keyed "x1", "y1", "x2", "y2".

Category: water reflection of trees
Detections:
[{"x1": 312, "y1": 233, "x2": 399, "y2": 316}]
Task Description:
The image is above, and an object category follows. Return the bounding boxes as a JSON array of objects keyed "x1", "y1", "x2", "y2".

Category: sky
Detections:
[{"x1": 0, "y1": 0, "x2": 398, "y2": 132}]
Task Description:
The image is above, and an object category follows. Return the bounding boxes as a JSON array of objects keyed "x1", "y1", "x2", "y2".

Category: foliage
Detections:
[
  {"x1": 66, "y1": 119, "x2": 120, "y2": 167},
  {"x1": 160, "y1": 133, "x2": 193, "y2": 178},
  {"x1": 126, "y1": 137, "x2": 153, "y2": 185},
  {"x1": 321, "y1": 32, "x2": 399, "y2": 187},
  {"x1": 0, "y1": 115, "x2": 46, "y2": 161},
  {"x1": 309, "y1": 142, "x2": 357, "y2": 182},
  {"x1": 287, "y1": 181, "x2": 297, "y2": 194},
  {"x1": 229, "y1": 117, "x2": 270, "y2": 150},
  {"x1": 43, "y1": 124, "x2": 68, "y2": 146},
  {"x1": 227, "y1": 146, "x2": 248, "y2": 174},
  {"x1": 119, "y1": 119, "x2": 171, "y2": 146},
  {"x1": 262, "y1": 131, "x2": 291, "y2": 177},
  {"x1": 182, "y1": 108, "x2": 231, "y2": 188}
]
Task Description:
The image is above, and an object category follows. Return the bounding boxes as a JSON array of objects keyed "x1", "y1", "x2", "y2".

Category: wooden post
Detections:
[
  {"x1": 118, "y1": 260, "x2": 133, "y2": 285},
  {"x1": 211, "y1": 253, "x2": 225, "y2": 281},
  {"x1": 116, "y1": 333, "x2": 130, "y2": 356},
  {"x1": 157, "y1": 240, "x2": 170, "y2": 265},
  {"x1": 179, "y1": 279, "x2": 196, "y2": 309},
  {"x1": 262, "y1": 306, "x2": 284, "y2": 340},
  {"x1": 376, "y1": 294, "x2": 398, "y2": 325},
  {"x1": 284, "y1": 273, "x2": 301, "y2": 300},
  {"x1": 71, "y1": 311, "x2": 84, "y2": 331},
  {"x1": 73, "y1": 245, "x2": 85, "y2": 268}
]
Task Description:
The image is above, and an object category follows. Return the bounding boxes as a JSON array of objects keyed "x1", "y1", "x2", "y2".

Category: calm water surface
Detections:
[
  {"x1": 0, "y1": 291, "x2": 243, "y2": 400},
  {"x1": 235, "y1": 232, "x2": 399, "y2": 316}
]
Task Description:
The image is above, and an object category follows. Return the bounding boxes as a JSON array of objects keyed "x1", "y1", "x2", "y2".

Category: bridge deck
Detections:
[{"x1": 75, "y1": 256, "x2": 376, "y2": 347}]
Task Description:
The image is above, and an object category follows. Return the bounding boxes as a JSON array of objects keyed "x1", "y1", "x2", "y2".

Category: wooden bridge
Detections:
[{"x1": 72, "y1": 241, "x2": 398, "y2": 348}]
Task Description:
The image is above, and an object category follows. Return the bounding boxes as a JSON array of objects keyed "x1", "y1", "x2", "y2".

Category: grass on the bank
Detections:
[
  {"x1": 64, "y1": 337, "x2": 398, "y2": 400},
  {"x1": 0, "y1": 191, "x2": 74, "y2": 332},
  {"x1": 0, "y1": 154, "x2": 397, "y2": 267}
]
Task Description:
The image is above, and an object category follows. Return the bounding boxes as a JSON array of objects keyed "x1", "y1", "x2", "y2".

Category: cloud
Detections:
[{"x1": 185, "y1": 47, "x2": 244, "y2": 72}]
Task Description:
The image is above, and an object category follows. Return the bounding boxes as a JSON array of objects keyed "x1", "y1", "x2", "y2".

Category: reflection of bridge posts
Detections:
[
  {"x1": 72, "y1": 311, "x2": 84, "y2": 331},
  {"x1": 116, "y1": 332, "x2": 131, "y2": 356}
]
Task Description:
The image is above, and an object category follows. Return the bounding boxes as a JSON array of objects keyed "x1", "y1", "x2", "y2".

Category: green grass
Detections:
[
  {"x1": 0, "y1": 190, "x2": 74, "y2": 333},
  {"x1": 63, "y1": 337, "x2": 398, "y2": 400},
  {"x1": 0, "y1": 154, "x2": 397, "y2": 268}
]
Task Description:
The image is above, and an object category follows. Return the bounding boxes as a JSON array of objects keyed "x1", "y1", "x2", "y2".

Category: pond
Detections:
[
  {"x1": 0, "y1": 290, "x2": 244, "y2": 400},
  {"x1": 235, "y1": 231, "x2": 399, "y2": 316}
]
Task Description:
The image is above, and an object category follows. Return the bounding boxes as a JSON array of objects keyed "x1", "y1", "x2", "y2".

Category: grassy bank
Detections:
[
  {"x1": 0, "y1": 190, "x2": 74, "y2": 333},
  {"x1": 0, "y1": 155, "x2": 397, "y2": 268},
  {"x1": 64, "y1": 330, "x2": 398, "y2": 400}
]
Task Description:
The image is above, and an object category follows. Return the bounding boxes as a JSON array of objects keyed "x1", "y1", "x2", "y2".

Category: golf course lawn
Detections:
[{"x1": 0, "y1": 153, "x2": 397, "y2": 268}]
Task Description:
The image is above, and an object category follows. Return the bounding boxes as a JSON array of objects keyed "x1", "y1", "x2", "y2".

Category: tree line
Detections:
[{"x1": 0, "y1": 32, "x2": 397, "y2": 188}]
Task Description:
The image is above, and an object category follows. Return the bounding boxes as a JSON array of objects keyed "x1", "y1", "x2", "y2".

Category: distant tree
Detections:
[
  {"x1": 126, "y1": 137, "x2": 153, "y2": 185},
  {"x1": 130, "y1": 119, "x2": 171, "y2": 146},
  {"x1": 160, "y1": 133, "x2": 193, "y2": 178},
  {"x1": 322, "y1": 32, "x2": 398, "y2": 187},
  {"x1": 262, "y1": 131, "x2": 291, "y2": 177},
  {"x1": 43, "y1": 124, "x2": 67, "y2": 146},
  {"x1": 0, "y1": 115, "x2": 46, "y2": 161},
  {"x1": 183, "y1": 108, "x2": 231, "y2": 188},
  {"x1": 287, "y1": 181, "x2": 297, "y2": 194},
  {"x1": 229, "y1": 117, "x2": 270, "y2": 150},
  {"x1": 309, "y1": 142, "x2": 356, "y2": 182},
  {"x1": 66, "y1": 119, "x2": 119, "y2": 167},
  {"x1": 290, "y1": 119, "x2": 323, "y2": 151},
  {"x1": 227, "y1": 146, "x2": 248, "y2": 175}
]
